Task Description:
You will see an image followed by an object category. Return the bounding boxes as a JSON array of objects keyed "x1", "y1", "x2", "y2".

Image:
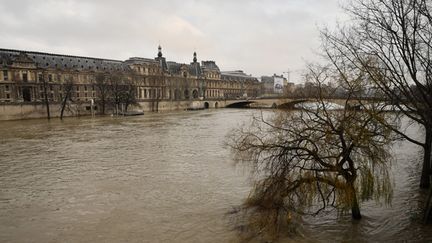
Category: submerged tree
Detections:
[
  {"x1": 119, "y1": 80, "x2": 138, "y2": 112},
  {"x1": 95, "y1": 72, "x2": 110, "y2": 115},
  {"x1": 60, "y1": 76, "x2": 74, "y2": 120},
  {"x1": 228, "y1": 65, "x2": 395, "y2": 241},
  {"x1": 322, "y1": 0, "x2": 432, "y2": 188},
  {"x1": 108, "y1": 71, "x2": 138, "y2": 115},
  {"x1": 40, "y1": 72, "x2": 51, "y2": 120}
]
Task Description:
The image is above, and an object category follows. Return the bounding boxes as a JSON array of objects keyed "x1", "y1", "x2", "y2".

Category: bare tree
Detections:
[
  {"x1": 321, "y1": 0, "x2": 432, "y2": 188},
  {"x1": 108, "y1": 71, "x2": 138, "y2": 115},
  {"x1": 120, "y1": 80, "x2": 138, "y2": 112},
  {"x1": 60, "y1": 76, "x2": 74, "y2": 120},
  {"x1": 95, "y1": 72, "x2": 110, "y2": 115},
  {"x1": 108, "y1": 72, "x2": 123, "y2": 115},
  {"x1": 40, "y1": 72, "x2": 50, "y2": 120},
  {"x1": 228, "y1": 65, "x2": 395, "y2": 241}
]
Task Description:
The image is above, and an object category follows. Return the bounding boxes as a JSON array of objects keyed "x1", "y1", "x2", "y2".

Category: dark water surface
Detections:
[{"x1": 0, "y1": 109, "x2": 431, "y2": 242}]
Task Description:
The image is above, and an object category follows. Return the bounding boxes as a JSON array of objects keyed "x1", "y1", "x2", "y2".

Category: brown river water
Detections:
[{"x1": 0, "y1": 109, "x2": 431, "y2": 242}]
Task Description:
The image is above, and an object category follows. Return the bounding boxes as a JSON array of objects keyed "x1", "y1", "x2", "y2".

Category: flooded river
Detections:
[{"x1": 0, "y1": 109, "x2": 431, "y2": 242}]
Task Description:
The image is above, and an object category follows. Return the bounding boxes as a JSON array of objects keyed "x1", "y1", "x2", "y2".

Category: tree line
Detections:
[{"x1": 41, "y1": 70, "x2": 139, "y2": 120}]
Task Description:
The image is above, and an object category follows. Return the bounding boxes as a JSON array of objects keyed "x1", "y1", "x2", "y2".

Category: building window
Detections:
[
  {"x1": 48, "y1": 74, "x2": 52, "y2": 82},
  {"x1": 23, "y1": 72, "x2": 28, "y2": 82},
  {"x1": 3, "y1": 70, "x2": 8, "y2": 81},
  {"x1": 6, "y1": 93, "x2": 10, "y2": 99},
  {"x1": 38, "y1": 74, "x2": 43, "y2": 82},
  {"x1": 5, "y1": 85, "x2": 9, "y2": 91},
  {"x1": 84, "y1": 85, "x2": 87, "y2": 91}
]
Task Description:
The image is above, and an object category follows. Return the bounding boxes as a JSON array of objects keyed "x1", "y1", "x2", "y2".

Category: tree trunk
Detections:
[
  {"x1": 420, "y1": 127, "x2": 432, "y2": 189},
  {"x1": 350, "y1": 183, "x2": 362, "y2": 220},
  {"x1": 101, "y1": 100, "x2": 105, "y2": 115},
  {"x1": 60, "y1": 98, "x2": 66, "y2": 120},
  {"x1": 60, "y1": 93, "x2": 69, "y2": 120},
  {"x1": 424, "y1": 186, "x2": 432, "y2": 223},
  {"x1": 43, "y1": 80, "x2": 50, "y2": 120}
]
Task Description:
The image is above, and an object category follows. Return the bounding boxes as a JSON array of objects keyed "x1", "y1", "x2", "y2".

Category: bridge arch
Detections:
[
  {"x1": 225, "y1": 101, "x2": 255, "y2": 108},
  {"x1": 278, "y1": 99, "x2": 348, "y2": 110},
  {"x1": 277, "y1": 99, "x2": 310, "y2": 109}
]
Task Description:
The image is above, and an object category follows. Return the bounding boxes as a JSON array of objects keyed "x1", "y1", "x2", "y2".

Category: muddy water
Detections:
[{"x1": 0, "y1": 109, "x2": 431, "y2": 242}]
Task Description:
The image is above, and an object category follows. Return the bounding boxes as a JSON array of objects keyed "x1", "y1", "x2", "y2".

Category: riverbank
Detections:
[{"x1": 0, "y1": 100, "x2": 225, "y2": 121}]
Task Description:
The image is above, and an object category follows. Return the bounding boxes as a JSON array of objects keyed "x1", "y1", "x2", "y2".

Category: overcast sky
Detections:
[{"x1": 0, "y1": 0, "x2": 347, "y2": 83}]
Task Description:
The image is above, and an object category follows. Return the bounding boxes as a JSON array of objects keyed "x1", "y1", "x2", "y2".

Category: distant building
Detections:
[
  {"x1": 221, "y1": 70, "x2": 260, "y2": 98},
  {"x1": 260, "y1": 74, "x2": 287, "y2": 97}
]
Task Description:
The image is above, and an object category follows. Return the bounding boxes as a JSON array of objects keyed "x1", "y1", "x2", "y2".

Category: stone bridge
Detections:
[{"x1": 206, "y1": 97, "x2": 374, "y2": 109}]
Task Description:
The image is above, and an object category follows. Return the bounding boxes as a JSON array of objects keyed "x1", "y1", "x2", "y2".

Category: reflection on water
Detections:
[{"x1": 0, "y1": 110, "x2": 431, "y2": 242}]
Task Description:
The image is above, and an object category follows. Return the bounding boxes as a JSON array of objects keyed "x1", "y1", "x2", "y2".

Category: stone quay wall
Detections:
[{"x1": 0, "y1": 100, "x2": 226, "y2": 121}]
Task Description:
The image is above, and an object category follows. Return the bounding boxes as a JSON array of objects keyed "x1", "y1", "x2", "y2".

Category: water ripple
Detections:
[{"x1": 0, "y1": 110, "x2": 431, "y2": 242}]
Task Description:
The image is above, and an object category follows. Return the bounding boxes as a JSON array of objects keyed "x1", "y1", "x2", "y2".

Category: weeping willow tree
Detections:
[
  {"x1": 228, "y1": 65, "x2": 396, "y2": 241},
  {"x1": 321, "y1": 0, "x2": 432, "y2": 189}
]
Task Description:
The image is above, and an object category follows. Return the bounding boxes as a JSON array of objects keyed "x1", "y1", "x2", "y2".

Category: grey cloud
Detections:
[{"x1": 0, "y1": 0, "x2": 345, "y2": 82}]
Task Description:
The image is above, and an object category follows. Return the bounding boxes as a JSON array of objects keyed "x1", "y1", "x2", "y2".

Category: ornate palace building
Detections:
[{"x1": 0, "y1": 46, "x2": 260, "y2": 109}]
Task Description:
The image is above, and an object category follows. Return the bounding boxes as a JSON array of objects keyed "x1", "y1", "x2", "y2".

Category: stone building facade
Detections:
[{"x1": 0, "y1": 47, "x2": 261, "y2": 112}]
